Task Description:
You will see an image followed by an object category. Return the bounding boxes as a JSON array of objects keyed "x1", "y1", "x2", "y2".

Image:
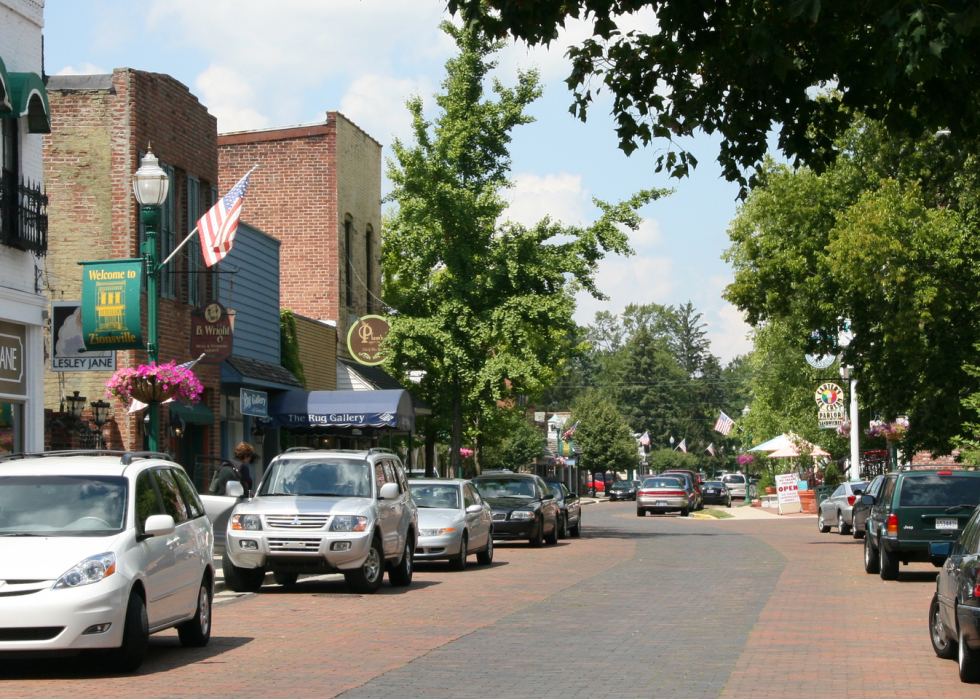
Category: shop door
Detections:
[{"x1": 179, "y1": 425, "x2": 206, "y2": 479}]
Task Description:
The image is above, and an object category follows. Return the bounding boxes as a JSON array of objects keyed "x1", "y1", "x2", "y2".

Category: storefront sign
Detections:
[
  {"x1": 775, "y1": 473, "x2": 802, "y2": 515},
  {"x1": 815, "y1": 382, "x2": 847, "y2": 429},
  {"x1": 80, "y1": 259, "x2": 144, "y2": 351},
  {"x1": 51, "y1": 302, "x2": 115, "y2": 372},
  {"x1": 558, "y1": 440, "x2": 575, "y2": 457},
  {"x1": 347, "y1": 315, "x2": 389, "y2": 366},
  {"x1": 0, "y1": 321, "x2": 26, "y2": 394},
  {"x1": 240, "y1": 388, "x2": 268, "y2": 417},
  {"x1": 191, "y1": 302, "x2": 234, "y2": 363},
  {"x1": 805, "y1": 353, "x2": 837, "y2": 369}
]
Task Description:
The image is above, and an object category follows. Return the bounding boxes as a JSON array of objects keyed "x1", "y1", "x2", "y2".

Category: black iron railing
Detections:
[{"x1": 0, "y1": 170, "x2": 48, "y2": 256}]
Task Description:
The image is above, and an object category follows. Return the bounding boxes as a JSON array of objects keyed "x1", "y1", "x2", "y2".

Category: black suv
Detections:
[
  {"x1": 863, "y1": 469, "x2": 980, "y2": 580},
  {"x1": 472, "y1": 473, "x2": 559, "y2": 548}
]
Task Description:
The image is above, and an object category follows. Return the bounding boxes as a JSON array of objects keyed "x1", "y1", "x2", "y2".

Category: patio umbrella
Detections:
[
  {"x1": 768, "y1": 443, "x2": 830, "y2": 458},
  {"x1": 749, "y1": 434, "x2": 793, "y2": 452}
]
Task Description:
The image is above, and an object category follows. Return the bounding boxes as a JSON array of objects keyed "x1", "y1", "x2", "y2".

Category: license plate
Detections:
[
  {"x1": 656, "y1": 500, "x2": 668, "y2": 506},
  {"x1": 706, "y1": 489, "x2": 717, "y2": 494},
  {"x1": 936, "y1": 518, "x2": 959, "y2": 530}
]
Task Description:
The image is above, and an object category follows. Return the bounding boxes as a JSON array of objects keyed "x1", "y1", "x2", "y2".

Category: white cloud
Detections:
[
  {"x1": 574, "y1": 256, "x2": 676, "y2": 324},
  {"x1": 505, "y1": 172, "x2": 589, "y2": 227},
  {"x1": 194, "y1": 64, "x2": 270, "y2": 133},
  {"x1": 708, "y1": 303, "x2": 753, "y2": 363},
  {"x1": 340, "y1": 74, "x2": 433, "y2": 146},
  {"x1": 55, "y1": 62, "x2": 108, "y2": 76},
  {"x1": 629, "y1": 218, "x2": 663, "y2": 251}
]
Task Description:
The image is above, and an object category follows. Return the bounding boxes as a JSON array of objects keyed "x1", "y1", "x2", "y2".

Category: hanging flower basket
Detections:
[
  {"x1": 866, "y1": 419, "x2": 909, "y2": 441},
  {"x1": 106, "y1": 361, "x2": 204, "y2": 406}
]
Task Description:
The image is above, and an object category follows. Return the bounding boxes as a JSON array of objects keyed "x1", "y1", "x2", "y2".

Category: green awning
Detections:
[
  {"x1": 0, "y1": 56, "x2": 11, "y2": 113},
  {"x1": 3, "y1": 71, "x2": 49, "y2": 133},
  {"x1": 168, "y1": 402, "x2": 215, "y2": 425}
]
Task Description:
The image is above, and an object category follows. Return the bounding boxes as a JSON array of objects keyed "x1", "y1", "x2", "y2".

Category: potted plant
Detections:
[{"x1": 106, "y1": 361, "x2": 204, "y2": 406}]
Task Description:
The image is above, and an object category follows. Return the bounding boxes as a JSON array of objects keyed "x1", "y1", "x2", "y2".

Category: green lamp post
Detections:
[{"x1": 132, "y1": 147, "x2": 170, "y2": 452}]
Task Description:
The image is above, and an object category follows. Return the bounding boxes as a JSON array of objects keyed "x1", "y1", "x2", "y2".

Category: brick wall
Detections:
[
  {"x1": 218, "y1": 113, "x2": 382, "y2": 360},
  {"x1": 43, "y1": 68, "x2": 221, "y2": 456},
  {"x1": 294, "y1": 314, "x2": 337, "y2": 391}
]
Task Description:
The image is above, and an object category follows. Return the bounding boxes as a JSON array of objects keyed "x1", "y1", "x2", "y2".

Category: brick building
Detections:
[
  {"x1": 217, "y1": 114, "x2": 382, "y2": 355},
  {"x1": 43, "y1": 69, "x2": 221, "y2": 459}
]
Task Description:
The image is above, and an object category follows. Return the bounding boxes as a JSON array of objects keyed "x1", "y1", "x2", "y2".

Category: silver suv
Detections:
[{"x1": 223, "y1": 448, "x2": 417, "y2": 594}]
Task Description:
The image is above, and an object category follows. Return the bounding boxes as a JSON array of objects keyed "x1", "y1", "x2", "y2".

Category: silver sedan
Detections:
[
  {"x1": 817, "y1": 481, "x2": 869, "y2": 535},
  {"x1": 410, "y1": 479, "x2": 494, "y2": 570}
]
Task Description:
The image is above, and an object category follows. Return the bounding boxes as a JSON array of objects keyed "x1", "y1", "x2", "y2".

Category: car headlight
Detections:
[
  {"x1": 231, "y1": 514, "x2": 262, "y2": 531},
  {"x1": 330, "y1": 515, "x2": 368, "y2": 532},
  {"x1": 509, "y1": 510, "x2": 535, "y2": 521},
  {"x1": 420, "y1": 527, "x2": 456, "y2": 537},
  {"x1": 53, "y1": 552, "x2": 115, "y2": 590}
]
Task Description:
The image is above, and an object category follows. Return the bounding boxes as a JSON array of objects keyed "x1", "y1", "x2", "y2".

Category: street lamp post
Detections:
[
  {"x1": 742, "y1": 405, "x2": 751, "y2": 502},
  {"x1": 132, "y1": 147, "x2": 170, "y2": 452}
]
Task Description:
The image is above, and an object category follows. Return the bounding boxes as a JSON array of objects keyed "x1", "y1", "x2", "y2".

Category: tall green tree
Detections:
[
  {"x1": 382, "y1": 23, "x2": 666, "y2": 474},
  {"x1": 569, "y1": 389, "x2": 639, "y2": 475}
]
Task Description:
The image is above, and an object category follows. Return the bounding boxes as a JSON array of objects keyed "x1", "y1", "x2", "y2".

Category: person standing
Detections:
[{"x1": 232, "y1": 442, "x2": 256, "y2": 496}]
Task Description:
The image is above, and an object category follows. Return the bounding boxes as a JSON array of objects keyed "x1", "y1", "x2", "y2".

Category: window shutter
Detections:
[
  {"x1": 186, "y1": 176, "x2": 201, "y2": 306},
  {"x1": 160, "y1": 164, "x2": 176, "y2": 299}
]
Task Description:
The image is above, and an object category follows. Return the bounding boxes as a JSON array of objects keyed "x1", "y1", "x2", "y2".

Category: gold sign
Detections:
[{"x1": 347, "y1": 315, "x2": 390, "y2": 366}]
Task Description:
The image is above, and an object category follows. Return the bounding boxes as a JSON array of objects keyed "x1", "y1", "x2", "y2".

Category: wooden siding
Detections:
[
  {"x1": 294, "y1": 314, "x2": 337, "y2": 391},
  {"x1": 218, "y1": 222, "x2": 281, "y2": 365}
]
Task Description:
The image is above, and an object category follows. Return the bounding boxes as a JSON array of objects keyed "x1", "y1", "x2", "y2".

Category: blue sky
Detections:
[{"x1": 43, "y1": 0, "x2": 751, "y2": 361}]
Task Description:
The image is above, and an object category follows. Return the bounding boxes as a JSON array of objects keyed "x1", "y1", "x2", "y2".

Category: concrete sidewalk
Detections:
[{"x1": 700, "y1": 503, "x2": 816, "y2": 520}]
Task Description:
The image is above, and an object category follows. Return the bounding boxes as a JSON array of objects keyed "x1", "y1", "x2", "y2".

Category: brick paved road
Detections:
[{"x1": 1, "y1": 501, "x2": 976, "y2": 697}]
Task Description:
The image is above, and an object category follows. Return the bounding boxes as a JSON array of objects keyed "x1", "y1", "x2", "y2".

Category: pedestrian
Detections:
[{"x1": 231, "y1": 442, "x2": 256, "y2": 496}]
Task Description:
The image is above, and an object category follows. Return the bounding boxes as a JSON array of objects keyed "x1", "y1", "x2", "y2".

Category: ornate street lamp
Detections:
[
  {"x1": 132, "y1": 146, "x2": 170, "y2": 452},
  {"x1": 90, "y1": 399, "x2": 111, "y2": 449},
  {"x1": 65, "y1": 391, "x2": 86, "y2": 421},
  {"x1": 170, "y1": 413, "x2": 185, "y2": 439},
  {"x1": 251, "y1": 423, "x2": 266, "y2": 445}
]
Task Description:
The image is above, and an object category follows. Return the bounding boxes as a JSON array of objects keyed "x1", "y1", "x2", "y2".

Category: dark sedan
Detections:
[
  {"x1": 701, "y1": 481, "x2": 732, "y2": 507},
  {"x1": 472, "y1": 473, "x2": 560, "y2": 548},
  {"x1": 608, "y1": 481, "x2": 639, "y2": 501},
  {"x1": 544, "y1": 479, "x2": 582, "y2": 538},
  {"x1": 850, "y1": 474, "x2": 883, "y2": 539}
]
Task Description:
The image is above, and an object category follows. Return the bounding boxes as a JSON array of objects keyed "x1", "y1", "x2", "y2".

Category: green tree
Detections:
[
  {"x1": 382, "y1": 23, "x2": 666, "y2": 474},
  {"x1": 615, "y1": 324, "x2": 687, "y2": 446},
  {"x1": 569, "y1": 389, "x2": 639, "y2": 475},
  {"x1": 481, "y1": 407, "x2": 546, "y2": 472},
  {"x1": 646, "y1": 448, "x2": 699, "y2": 474},
  {"x1": 450, "y1": 1, "x2": 980, "y2": 195}
]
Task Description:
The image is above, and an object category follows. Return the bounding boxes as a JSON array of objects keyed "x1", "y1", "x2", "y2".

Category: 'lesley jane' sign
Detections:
[
  {"x1": 80, "y1": 259, "x2": 144, "y2": 351},
  {"x1": 51, "y1": 302, "x2": 116, "y2": 372}
]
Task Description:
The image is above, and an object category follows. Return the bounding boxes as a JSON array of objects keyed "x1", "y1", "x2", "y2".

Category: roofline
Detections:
[{"x1": 218, "y1": 111, "x2": 382, "y2": 149}]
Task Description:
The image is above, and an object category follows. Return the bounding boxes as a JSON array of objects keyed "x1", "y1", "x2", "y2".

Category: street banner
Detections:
[
  {"x1": 775, "y1": 473, "x2": 802, "y2": 515},
  {"x1": 347, "y1": 315, "x2": 390, "y2": 366},
  {"x1": 191, "y1": 302, "x2": 235, "y2": 363},
  {"x1": 80, "y1": 259, "x2": 144, "y2": 351},
  {"x1": 240, "y1": 388, "x2": 268, "y2": 417},
  {"x1": 51, "y1": 302, "x2": 115, "y2": 372}
]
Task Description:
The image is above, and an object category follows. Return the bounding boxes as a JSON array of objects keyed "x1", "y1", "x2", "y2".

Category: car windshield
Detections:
[
  {"x1": 723, "y1": 475, "x2": 745, "y2": 484},
  {"x1": 642, "y1": 477, "x2": 683, "y2": 488},
  {"x1": 0, "y1": 475, "x2": 127, "y2": 536},
  {"x1": 548, "y1": 484, "x2": 563, "y2": 498},
  {"x1": 475, "y1": 478, "x2": 536, "y2": 499},
  {"x1": 898, "y1": 474, "x2": 980, "y2": 507},
  {"x1": 412, "y1": 484, "x2": 461, "y2": 509},
  {"x1": 847, "y1": 482, "x2": 869, "y2": 494},
  {"x1": 612, "y1": 483, "x2": 631, "y2": 489},
  {"x1": 259, "y1": 458, "x2": 371, "y2": 497},
  {"x1": 705, "y1": 482, "x2": 725, "y2": 488}
]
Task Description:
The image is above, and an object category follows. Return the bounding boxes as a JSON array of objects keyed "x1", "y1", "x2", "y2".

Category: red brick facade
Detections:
[{"x1": 43, "y1": 68, "x2": 221, "y2": 457}]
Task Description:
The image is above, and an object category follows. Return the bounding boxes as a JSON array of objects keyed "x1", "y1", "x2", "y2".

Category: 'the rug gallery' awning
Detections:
[{"x1": 268, "y1": 389, "x2": 415, "y2": 432}]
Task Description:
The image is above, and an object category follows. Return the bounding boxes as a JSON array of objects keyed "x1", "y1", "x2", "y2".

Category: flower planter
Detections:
[
  {"x1": 128, "y1": 377, "x2": 177, "y2": 404},
  {"x1": 106, "y1": 361, "x2": 203, "y2": 407},
  {"x1": 799, "y1": 490, "x2": 817, "y2": 514},
  {"x1": 765, "y1": 487, "x2": 776, "y2": 495}
]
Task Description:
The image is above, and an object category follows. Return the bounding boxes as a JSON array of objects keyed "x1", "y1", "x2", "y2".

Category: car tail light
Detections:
[
  {"x1": 639, "y1": 489, "x2": 655, "y2": 496},
  {"x1": 847, "y1": 496, "x2": 856, "y2": 506},
  {"x1": 659, "y1": 490, "x2": 687, "y2": 497},
  {"x1": 938, "y1": 471, "x2": 953, "y2": 476},
  {"x1": 887, "y1": 514, "x2": 898, "y2": 535}
]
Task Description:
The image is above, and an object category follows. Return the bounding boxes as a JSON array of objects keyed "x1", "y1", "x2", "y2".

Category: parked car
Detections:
[
  {"x1": 410, "y1": 478, "x2": 493, "y2": 570},
  {"x1": 608, "y1": 481, "x2": 639, "y2": 501},
  {"x1": 544, "y1": 479, "x2": 582, "y2": 538},
  {"x1": 720, "y1": 473, "x2": 749, "y2": 500},
  {"x1": 473, "y1": 473, "x2": 559, "y2": 547},
  {"x1": 587, "y1": 473, "x2": 616, "y2": 496},
  {"x1": 851, "y1": 475, "x2": 884, "y2": 539},
  {"x1": 701, "y1": 481, "x2": 733, "y2": 507},
  {"x1": 223, "y1": 447, "x2": 418, "y2": 594},
  {"x1": 863, "y1": 469, "x2": 980, "y2": 581},
  {"x1": 662, "y1": 470, "x2": 703, "y2": 511},
  {"x1": 637, "y1": 475, "x2": 692, "y2": 516},
  {"x1": 816, "y1": 480, "x2": 869, "y2": 535},
  {"x1": 928, "y1": 503, "x2": 980, "y2": 682},
  {"x1": 0, "y1": 450, "x2": 223, "y2": 672}
]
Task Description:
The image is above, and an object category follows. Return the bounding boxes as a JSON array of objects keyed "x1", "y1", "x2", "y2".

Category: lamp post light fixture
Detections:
[
  {"x1": 132, "y1": 146, "x2": 170, "y2": 453},
  {"x1": 65, "y1": 390, "x2": 87, "y2": 421},
  {"x1": 251, "y1": 423, "x2": 266, "y2": 445},
  {"x1": 90, "y1": 399, "x2": 111, "y2": 449},
  {"x1": 170, "y1": 413, "x2": 185, "y2": 439}
]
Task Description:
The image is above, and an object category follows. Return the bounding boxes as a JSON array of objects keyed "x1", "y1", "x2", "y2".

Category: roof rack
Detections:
[
  {"x1": 368, "y1": 448, "x2": 395, "y2": 455},
  {"x1": 0, "y1": 450, "x2": 174, "y2": 465},
  {"x1": 283, "y1": 447, "x2": 314, "y2": 454}
]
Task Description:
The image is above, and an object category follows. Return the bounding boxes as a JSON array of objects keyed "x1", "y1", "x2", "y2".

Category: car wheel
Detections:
[
  {"x1": 879, "y1": 541, "x2": 900, "y2": 581},
  {"x1": 476, "y1": 533, "x2": 494, "y2": 565},
  {"x1": 529, "y1": 520, "x2": 544, "y2": 548},
  {"x1": 680, "y1": 508, "x2": 689, "y2": 517},
  {"x1": 852, "y1": 520, "x2": 865, "y2": 539},
  {"x1": 104, "y1": 591, "x2": 149, "y2": 672},
  {"x1": 557, "y1": 514, "x2": 568, "y2": 540},
  {"x1": 449, "y1": 534, "x2": 468, "y2": 571},
  {"x1": 570, "y1": 517, "x2": 581, "y2": 537},
  {"x1": 838, "y1": 511, "x2": 852, "y2": 535},
  {"x1": 864, "y1": 532, "x2": 880, "y2": 574},
  {"x1": 637, "y1": 508, "x2": 646, "y2": 517},
  {"x1": 726, "y1": 497, "x2": 732, "y2": 508},
  {"x1": 931, "y1": 594, "x2": 957, "y2": 659},
  {"x1": 388, "y1": 536, "x2": 415, "y2": 586},
  {"x1": 344, "y1": 538, "x2": 385, "y2": 594},
  {"x1": 177, "y1": 581, "x2": 212, "y2": 648},
  {"x1": 544, "y1": 515, "x2": 559, "y2": 545},
  {"x1": 273, "y1": 572, "x2": 298, "y2": 586},
  {"x1": 960, "y1": 626, "x2": 980, "y2": 683},
  {"x1": 222, "y1": 555, "x2": 265, "y2": 593},
  {"x1": 817, "y1": 510, "x2": 831, "y2": 533}
]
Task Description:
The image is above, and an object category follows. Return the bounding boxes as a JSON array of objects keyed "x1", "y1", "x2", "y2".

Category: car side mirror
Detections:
[
  {"x1": 379, "y1": 482, "x2": 400, "y2": 500},
  {"x1": 466, "y1": 504, "x2": 483, "y2": 514},
  {"x1": 930, "y1": 541, "x2": 953, "y2": 567},
  {"x1": 142, "y1": 514, "x2": 175, "y2": 539},
  {"x1": 542, "y1": 492, "x2": 555, "y2": 500},
  {"x1": 225, "y1": 481, "x2": 245, "y2": 499},
  {"x1": 861, "y1": 494, "x2": 875, "y2": 505}
]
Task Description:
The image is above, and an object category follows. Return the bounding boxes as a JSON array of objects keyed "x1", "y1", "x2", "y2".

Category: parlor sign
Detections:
[
  {"x1": 191, "y1": 302, "x2": 235, "y2": 363},
  {"x1": 347, "y1": 315, "x2": 390, "y2": 366},
  {"x1": 815, "y1": 382, "x2": 847, "y2": 429}
]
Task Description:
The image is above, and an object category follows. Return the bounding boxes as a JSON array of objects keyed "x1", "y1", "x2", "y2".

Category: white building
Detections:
[{"x1": 0, "y1": 0, "x2": 50, "y2": 453}]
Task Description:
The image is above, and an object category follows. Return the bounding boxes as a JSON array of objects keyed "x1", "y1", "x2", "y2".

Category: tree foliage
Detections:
[
  {"x1": 382, "y1": 22, "x2": 666, "y2": 473},
  {"x1": 569, "y1": 389, "x2": 639, "y2": 474},
  {"x1": 449, "y1": 0, "x2": 980, "y2": 195},
  {"x1": 480, "y1": 407, "x2": 546, "y2": 472}
]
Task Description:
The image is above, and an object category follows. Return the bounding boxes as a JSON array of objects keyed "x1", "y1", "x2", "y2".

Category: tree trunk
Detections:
[
  {"x1": 424, "y1": 429, "x2": 437, "y2": 478},
  {"x1": 449, "y1": 389, "x2": 463, "y2": 478}
]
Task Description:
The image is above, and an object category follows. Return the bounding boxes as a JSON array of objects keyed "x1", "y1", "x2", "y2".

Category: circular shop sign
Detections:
[
  {"x1": 347, "y1": 315, "x2": 390, "y2": 366},
  {"x1": 814, "y1": 382, "x2": 844, "y2": 407},
  {"x1": 805, "y1": 353, "x2": 837, "y2": 369}
]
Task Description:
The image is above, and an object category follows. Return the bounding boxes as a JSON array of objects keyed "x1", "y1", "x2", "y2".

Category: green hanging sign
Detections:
[
  {"x1": 80, "y1": 259, "x2": 144, "y2": 351},
  {"x1": 558, "y1": 439, "x2": 575, "y2": 457}
]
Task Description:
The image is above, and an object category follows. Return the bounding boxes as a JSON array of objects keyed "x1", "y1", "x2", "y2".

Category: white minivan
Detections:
[{"x1": 0, "y1": 451, "x2": 233, "y2": 671}]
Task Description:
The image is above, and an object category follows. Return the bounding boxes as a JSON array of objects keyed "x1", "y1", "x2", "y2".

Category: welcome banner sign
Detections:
[{"x1": 80, "y1": 259, "x2": 144, "y2": 351}]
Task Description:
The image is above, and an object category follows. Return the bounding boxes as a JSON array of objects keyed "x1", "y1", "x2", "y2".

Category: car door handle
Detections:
[{"x1": 166, "y1": 537, "x2": 180, "y2": 547}]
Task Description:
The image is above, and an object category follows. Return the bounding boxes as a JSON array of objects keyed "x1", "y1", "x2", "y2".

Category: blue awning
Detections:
[{"x1": 269, "y1": 389, "x2": 415, "y2": 432}]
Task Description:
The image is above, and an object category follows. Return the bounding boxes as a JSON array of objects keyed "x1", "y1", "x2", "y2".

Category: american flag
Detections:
[
  {"x1": 199, "y1": 168, "x2": 255, "y2": 267},
  {"x1": 639, "y1": 431, "x2": 650, "y2": 446},
  {"x1": 677, "y1": 438, "x2": 687, "y2": 454},
  {"x1": 562, "y1": 420, "x2": 580, "y2": 440},
  {"x1": 714, "y1": 411, "x2": 735, "y2": 436},
  {"x1": 706, "y1": 443, "x2": 715, "y2": 456}
]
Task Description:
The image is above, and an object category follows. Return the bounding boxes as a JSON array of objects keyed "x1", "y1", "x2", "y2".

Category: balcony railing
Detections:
[{"x1": 0, "y1": 170, "x2": 48, "y2": 256}]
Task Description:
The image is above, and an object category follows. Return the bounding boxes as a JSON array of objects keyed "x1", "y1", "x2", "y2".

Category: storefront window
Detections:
[{"x1": 0, "y1": 402, "x2": 23, "y2": 455}]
